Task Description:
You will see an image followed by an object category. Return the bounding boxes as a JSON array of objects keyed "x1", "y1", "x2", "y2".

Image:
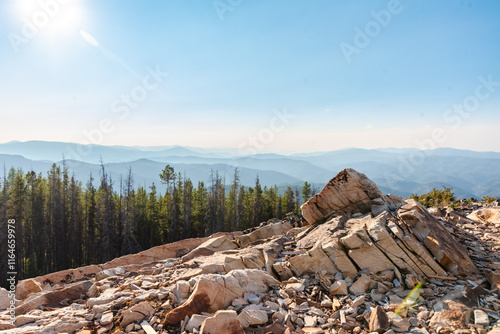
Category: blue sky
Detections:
[{"x1": 1, "y1": 0, "x2": 499, "y2": 153}]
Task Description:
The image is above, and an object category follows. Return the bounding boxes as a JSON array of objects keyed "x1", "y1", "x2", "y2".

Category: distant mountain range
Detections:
[{"x1": 0, "y1": 141, "x2": 499, "y2": 198}]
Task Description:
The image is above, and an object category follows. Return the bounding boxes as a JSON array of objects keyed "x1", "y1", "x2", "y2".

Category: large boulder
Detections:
[
  {"x1": 200, "y1": 310, "x2": 244, "y2": 334},
  {"x1": 301, "y1": 169, "x2": 400, "y2": 224},
  {"x1": 163, "y1": 269, "x2": 279, "y2": 325},
  {"x1": 15, "y1": 279, "x2": 43, "y2": 300}
]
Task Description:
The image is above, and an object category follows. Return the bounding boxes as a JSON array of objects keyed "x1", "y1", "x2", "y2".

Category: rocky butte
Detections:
[{"x1": 1, "y1": 168, "x2": 499, "y2": 334}]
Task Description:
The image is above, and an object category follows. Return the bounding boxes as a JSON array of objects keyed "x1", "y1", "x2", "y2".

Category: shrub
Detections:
[
  {"x1": 483, "y1": 195, "x2": 497, "y2": 204},
  {"x1": 410, "y1": 186, "x2": 456, "y2": 208}
]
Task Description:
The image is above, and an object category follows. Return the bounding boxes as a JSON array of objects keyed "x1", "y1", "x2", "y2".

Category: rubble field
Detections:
[{"x1": 1, "y1": 169, "x2": 499, "y2": 334}]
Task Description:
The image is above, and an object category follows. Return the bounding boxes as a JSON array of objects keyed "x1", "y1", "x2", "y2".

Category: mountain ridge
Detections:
[{"x1": 0, "y1": 141, "x2": 498, "y2": 198}]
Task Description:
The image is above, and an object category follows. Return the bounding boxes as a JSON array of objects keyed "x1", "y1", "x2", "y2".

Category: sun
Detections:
[{"x1": 15, "y1": 0, "x2": 84, "y2": 37}]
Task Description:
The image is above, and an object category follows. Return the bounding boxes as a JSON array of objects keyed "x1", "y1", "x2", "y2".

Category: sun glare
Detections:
[
  {"x1": 80, "y1": 30, "x2": 99, "y2": 47},
  {"x1": 15, "y1": 0, "x2": 84, "y2": 37}
]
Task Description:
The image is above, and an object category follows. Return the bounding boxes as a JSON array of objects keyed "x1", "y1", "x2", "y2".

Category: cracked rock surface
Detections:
[{"x1": 1, "y1": 168, "x2": 499, "y2": 334}]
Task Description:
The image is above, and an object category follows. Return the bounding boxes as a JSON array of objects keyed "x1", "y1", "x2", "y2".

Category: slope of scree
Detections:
[{"x1": 1, "y1": 168, "x2": 499, "y2": 334}]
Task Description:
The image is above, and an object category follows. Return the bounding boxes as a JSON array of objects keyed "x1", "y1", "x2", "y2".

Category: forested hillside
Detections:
[{"x1": 0, "y1": 163, "x2": 312, "y2": 288}]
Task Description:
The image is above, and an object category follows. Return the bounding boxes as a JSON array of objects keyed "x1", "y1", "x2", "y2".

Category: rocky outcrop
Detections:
[
  {"x1": 288, "y1": 200, "x2": 477, "y2": 279},
  {"x1": 301, "y1": 168, "x2": 402, "y2": 224},
  {"x1": 399, "y1": 200, "x2": 478, "y2": 276},
  {"x1": 21, "y1": 234, "x2": 230, "y2": 289},
  {"x1": 2, "y1": 169, "x2": 499, "y2": 334}
]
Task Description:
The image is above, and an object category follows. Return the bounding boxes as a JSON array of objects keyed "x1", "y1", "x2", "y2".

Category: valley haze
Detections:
[{"x1": 1, "y1": 140, "x2": 499, "y2": 199}]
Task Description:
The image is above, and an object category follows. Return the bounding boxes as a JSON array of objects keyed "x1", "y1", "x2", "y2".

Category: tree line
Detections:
[{"x1": 0, "y1": 163, "x2": 314, "y2": 287}]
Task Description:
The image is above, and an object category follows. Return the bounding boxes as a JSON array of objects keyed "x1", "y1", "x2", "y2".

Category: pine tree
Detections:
[
  {"x1": 208, "y1": 170, "x2": 224, "y2": 234},
  {"x1": 121, "y1": 167, "x2": 137, "y2": 254},
  {"x1": 237, "y1": 185, "x2": 245, "y2": 231},
  {"x1": 277, "y1": 197, "x2": 283, "y2": 219},
  {"x1": 181, "y1": 176, "x2": 193, "y2": 239},
  {"x1": 226, "y1": 168, "x2": 240, "y2": 231},
  {"x1": 84, "y1": 173, "x2": 97, "y2": 264},
  {"x1": 8, "y1": 168, "x2": 26, "y2": 278},
  {"x1": 283, "y1": 186, "x2": 296, "y2": 214},
  {"x1": 192, "y1": 181, "x2": 208, "y2": 237},
  {"x1": 241, "y1": 186, "x2": 254, "y2": 230},
  {"x1": 147, "y1": 183, "x2": 162, "y2": 245},
  {"x1": 69, "y1": 175, "x2": 83, "y2": 268},
  {"x1": 295, "y1": 187, "x2": 300, "y2": 214},
  {"x1": 252, "y1": 176, "x2": 263, "y2": 227},
  {"x1": 301, "y1": 181, "x2": 312, "y2": 203},
  {"x1": 262, "y1": 185, "x2": 279, "y2": 221},
  {"x1": 97, "y1": 161, "x2": 116, "y2": 262}
]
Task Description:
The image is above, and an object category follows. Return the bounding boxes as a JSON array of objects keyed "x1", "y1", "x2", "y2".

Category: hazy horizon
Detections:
[
  {"x1": 2, "y1": 139, "x2": 500, "y2": 199},
  {"x1": 2, "y1": 139, "x2": 500, "y2": 156},
  {"x1": 1, "y1": 1, "x2": 499, "y2": 152}
]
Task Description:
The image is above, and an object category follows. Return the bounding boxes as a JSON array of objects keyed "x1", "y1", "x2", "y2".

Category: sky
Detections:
[{"x1": 0, "y1": 0, "x2": 499, "y2": 153}]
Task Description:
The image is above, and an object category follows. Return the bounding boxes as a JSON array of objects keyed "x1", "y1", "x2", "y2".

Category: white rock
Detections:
[
  {"x1": 238, "y1": 307, "x2": 268, "y2": 328},
  {"x1": 200, "y1": 310, "x2": 244, "y2": 333},
  {"x1": 174, "y1": 280, "x2": 191, "y2": 302},
  {"x1": 100, "y1": 311, "x2": 114, "y2": 325},
  {"x1": 474, "y1": 309, "x2": 489, "y2": 326},
  {"x1": 186, "y1": 314, "x2": 208, "y2": 332},
  {"x1": 304, "y1": 315, "x2": 317, "y2": 327},
  {"x1": 351, "y1": 295, "x2": 365, "y2": 309},
  {"x1": 329, "y1": 280, "x2": 348, "y2": 295},
  {"x1": 265, "y1": 301, "x2": 280, "y2": 310},
  {"x1": 120, "y1": 301, "x2": 154, "y2": 327},
  {"x1": 232, "y1": 297, "x2": 248, "y2": 307},
  {"x1": 349, "y1": 274, "x2": 373, "y2": 295},
  {"x1": 286, "y1": 282, "x2": 306, "y2": 292}
]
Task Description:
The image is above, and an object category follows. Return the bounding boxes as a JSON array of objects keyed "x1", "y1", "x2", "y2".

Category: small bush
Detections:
[
  {"x1": 410, "y1": 187, "x2": 456, "y2": 208},
  {"x1": 483, "y1": 195, "x2": 497, "y2": 204}
]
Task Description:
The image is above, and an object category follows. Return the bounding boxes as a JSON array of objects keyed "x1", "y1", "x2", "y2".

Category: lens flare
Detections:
[{"x1": 80, "y1": 30, "x2": 99, "y2": 47}]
